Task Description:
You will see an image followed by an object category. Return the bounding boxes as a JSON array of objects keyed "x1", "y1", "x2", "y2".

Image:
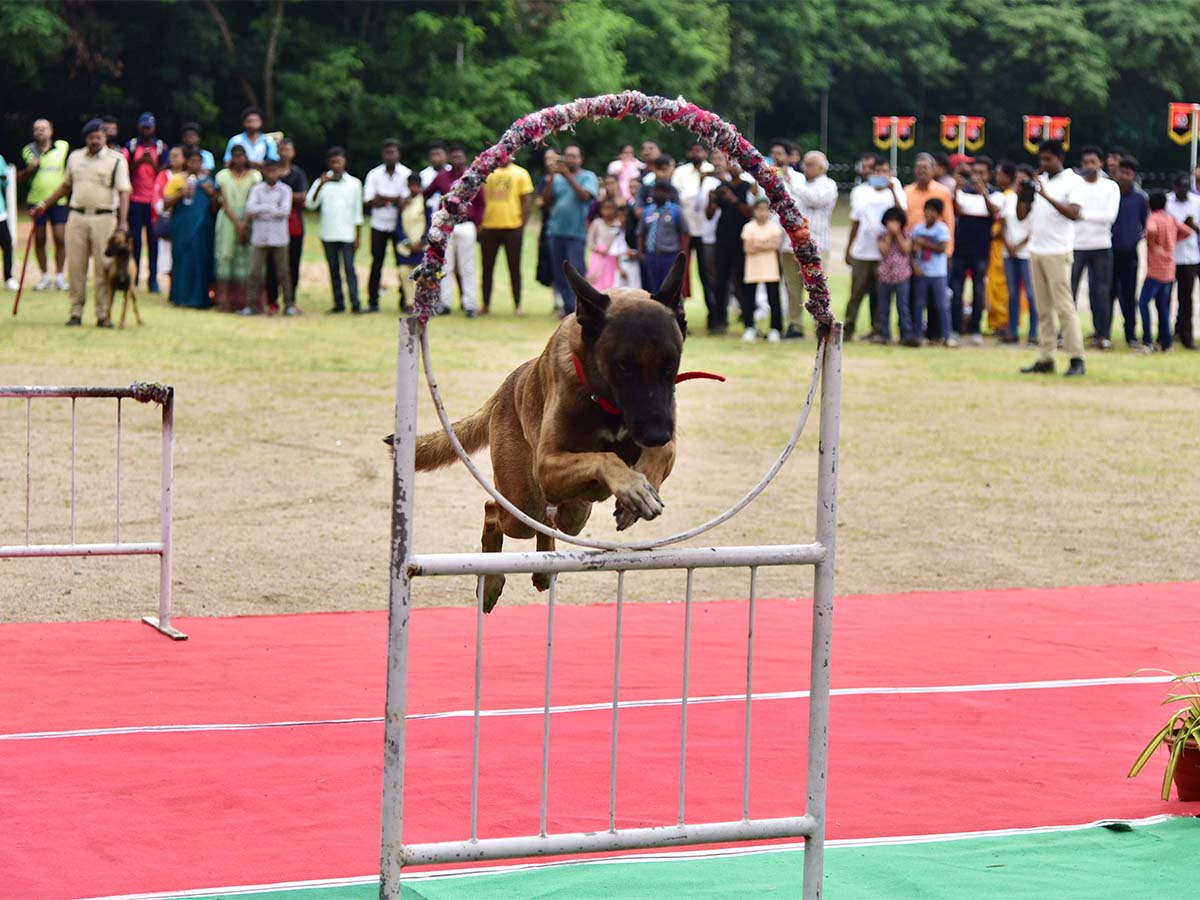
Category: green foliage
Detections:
[
  {"x1": 4, "y1": 0, "x2": 1200, "y2": 177},
  {"x1": 1128, "y1": 670, "x2": 1200, "y2": 800}
]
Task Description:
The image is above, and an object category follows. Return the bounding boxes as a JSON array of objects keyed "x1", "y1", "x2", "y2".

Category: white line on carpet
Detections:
[{"x1": 0, "y1": 674, "x2": 1171, "y2": 742}]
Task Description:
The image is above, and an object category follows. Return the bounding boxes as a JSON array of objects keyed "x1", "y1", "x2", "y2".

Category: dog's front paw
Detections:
[
  {"x1": 614, "y1": 472, "x2": 663, "y2": 522},
  {"x1": 614, "y1": 502, "x2": 639, "y2": 531}
]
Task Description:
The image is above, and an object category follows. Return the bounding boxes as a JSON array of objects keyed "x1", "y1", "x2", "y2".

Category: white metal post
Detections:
[
  {"x1": 380, "y1": 317, "x2": 421, "y2": 900},
  {"x1": 958, "y1": 115, "x2": 967, "y2": 157},
  {"x1": 1191, "y1": 104, "x2": 1198, "y2": 190},
  {"x1": 803, "y1": 326, "x2": 842, "y2": 900},
  {"x1": 142, "y1": 387, "x2": 185, "y2": 640},
  {"x1": 889, "y1": 115, "x2": 899, "y2": 173}
]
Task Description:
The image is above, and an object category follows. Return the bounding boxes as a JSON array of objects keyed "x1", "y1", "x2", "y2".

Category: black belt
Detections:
[{"x1": 70, "y1": 207, "x2": 113, "y2": 215}]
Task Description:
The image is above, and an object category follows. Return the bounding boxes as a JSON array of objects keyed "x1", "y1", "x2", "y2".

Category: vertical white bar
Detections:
[
  {"x1": 539, "y1": 573, "x2": 558, "y2": 838},
  {"x1": 380, "y1": 317, "x2": 420, "y2": 900},
  {"x1": 70, "y1": 397, "x2": 76, "y2": 544},
  {"x1": 158, "y1": 390, "x2": 173, "y2": 627},
  {"x1": 25, "y1": 398, "x2": 31, "y2": 545},
  {"x1": 1192, "y1": 104, "x2": 1199, "y2": 190},
  {"x1": 116, "y1": 398, "x2": 122, "y2": 544},
  {"x1": 742, "y1": 567, "x2": 758, "y2": 822},
  {"x1": 803, "y1": 326, "x2": 841, "y2": 900},
  {"x1": 678, "y1": 567, "x2": 694, "y2": 826},
  {"x1": 470, "y1": 574, "x2": 485, "y2": 842},
  {"x1": 958, "y1": 114, "x2": 966, "y2": 157},
  {"x1": 608, "y1": 570, "x2": 625, "y2": 832},
  {"x1": 889, "y1": 115, "x2": 898, "y2": 173}
]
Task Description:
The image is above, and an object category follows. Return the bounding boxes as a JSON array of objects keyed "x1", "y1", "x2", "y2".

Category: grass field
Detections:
[{"x1": 2, "y1": 215, "x2": 1198, "y2": 623}]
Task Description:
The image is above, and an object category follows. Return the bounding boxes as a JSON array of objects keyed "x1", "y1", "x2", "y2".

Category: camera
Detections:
[{"x1": 1019, "y1": 181, "x2": 1036, "y2": 204}]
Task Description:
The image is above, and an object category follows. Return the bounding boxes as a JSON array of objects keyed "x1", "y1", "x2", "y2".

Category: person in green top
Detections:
[{"x1": 18, "y1": 119, "x2": 70, "y2": 291}]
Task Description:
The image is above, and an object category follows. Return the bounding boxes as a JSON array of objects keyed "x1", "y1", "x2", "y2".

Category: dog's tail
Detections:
[{"x1": 384, "y1": 393, "x2": 498, "y2": 471}]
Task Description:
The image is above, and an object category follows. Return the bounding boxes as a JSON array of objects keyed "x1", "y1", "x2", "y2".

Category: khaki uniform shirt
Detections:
[{"x1": 62, "y1": 146, "x2": 131, "y2": 210}]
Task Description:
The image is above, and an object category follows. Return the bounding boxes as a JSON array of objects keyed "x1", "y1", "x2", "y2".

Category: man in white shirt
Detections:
[
  {"x1": 1069, "y1": 146, "x2": 1120, "y2": 348},
  {"x1": 419, "y1": 140, "x2": 450, "y2": 217},
  {"x1": 1166, "y1": 175, "x2": 1200, "y2": 349},
  {"x1": 845, "y1": 154, "x2": 905, "y2": 339},
  {"x1": 783, "y1": 149, "x2": 838, "y2": 340},
  {"x1": 1018, "y1": 140, "x2": 1085, "y2": 376},
  {"x1": 671, "y1": 140, "x2": 715, "y2": 316},
  {"x1": 363, "y1": 138, "x2": 412, "y2": 313}
]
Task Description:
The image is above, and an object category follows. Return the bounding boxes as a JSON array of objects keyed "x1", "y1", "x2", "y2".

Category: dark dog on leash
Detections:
[
  {"x1": 387, "y1": 254, "x2": 689, "y2": 612},
  {"x1": 104, "y1": 229, "x2": 141, "y2": 328}
]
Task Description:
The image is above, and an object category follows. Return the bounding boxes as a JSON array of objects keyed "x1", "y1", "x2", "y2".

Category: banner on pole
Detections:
[
  {"x1": 1023, "y1": 116, "x2": 1071, "y2": 154},
  {"x1": 939, "y1": 116, "x2": 986, "y2": 152},
  {"x1": 872, "y1": 116, "x2": 916, "y2": 151},
  {"x1": 1168, "y1": 103, "x2": 1198, "y2": 146}
]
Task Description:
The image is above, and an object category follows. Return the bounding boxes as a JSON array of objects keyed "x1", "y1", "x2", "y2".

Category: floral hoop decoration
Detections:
[{"x1": 411, "y1": 91, "x2": 835, "y2": 333}]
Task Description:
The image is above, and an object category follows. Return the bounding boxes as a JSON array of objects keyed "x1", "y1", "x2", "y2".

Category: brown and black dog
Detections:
[
  {"x1": 104, "y1": 228, "x2": 142, "y2": 328},
  {"x1": 392, "y1": 254, "x2": 689, "y2": 611}
]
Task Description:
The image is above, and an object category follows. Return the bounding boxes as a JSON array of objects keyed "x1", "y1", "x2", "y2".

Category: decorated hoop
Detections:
[
  {"x1": 410, "y1": 92, "x2": 839, "y2": 552},
  {"x1": 412, "y1": 91, "x2": 834, "y2": 330}
]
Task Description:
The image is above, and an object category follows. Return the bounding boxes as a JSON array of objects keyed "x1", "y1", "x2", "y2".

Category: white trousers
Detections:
[{"x1": 440, "y1": 221, "x2": 478, "y2": 312}]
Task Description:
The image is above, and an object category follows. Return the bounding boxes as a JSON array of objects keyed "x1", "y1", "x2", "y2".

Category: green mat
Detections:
[{"x1": 206, "y1": 818, "x2": 1197, "y2": 900}]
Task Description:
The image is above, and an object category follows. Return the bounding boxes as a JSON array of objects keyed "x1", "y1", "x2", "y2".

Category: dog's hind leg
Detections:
[
  {"x1": 481, "y1": 500, "x2": 507, "y2": 612},
  {"x1": 118, "y1": 290, "x2": 128, "y2": 329},
  {"x1": 532, "y1": 528, "x2": 554, "y2": 592},
  {"x1": 130, "y1": 286, "x2": 142, "y2": 325}
]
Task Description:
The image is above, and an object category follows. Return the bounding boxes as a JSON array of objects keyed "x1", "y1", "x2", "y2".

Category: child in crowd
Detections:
[
  {"x1": 740, "y1": 196, "x2": 784, "y2": 342},
  {"x1": 394, "y1": 172, "x2": 429, "y2": 312},
  {"x1": 241, "y1": 158, "x2": 296, "y2": 315},
  {"x1": 586, "y1": 196, "x2": 628, "y2": 290},
  {"x1": 874, "y1": 206, "x2": 912, "y2": 344},
  {"x1": 1139, "y1": 191, "x2": 1192, "y2": 352},
  {"x1": 910, "y1": 198, "x2": 956, "y2": 347},
  {"x1": 638, "y1": 179, "x2": 688, "y2": 293}
]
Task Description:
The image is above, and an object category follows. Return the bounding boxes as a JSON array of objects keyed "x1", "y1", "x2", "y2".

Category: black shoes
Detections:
[
  {"x1": 783, "y1": 325, "x2": 805, "y2": 340},
  {"x1": 1063, "y1": 358, "x2": 1086, "y2": 377},
  {"x1": 96, "y1": 318, "x2": 113, "y2": 329},
  {"x1": 65, "y1": 316, "x2": 82, "y2": 327},
  {"x1": 1020, "y1": 359, "x2": 1054, "y2": 374}
]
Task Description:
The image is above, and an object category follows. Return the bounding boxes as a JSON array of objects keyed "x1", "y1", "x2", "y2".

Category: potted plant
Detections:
[{"x1": 1129, "y1": 670, "x2": 1200, "y2": 801}]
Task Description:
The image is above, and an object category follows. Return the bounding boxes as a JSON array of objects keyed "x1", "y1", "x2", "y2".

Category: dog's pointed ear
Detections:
[
  {"x1": 651, "y1": 253, "x2": 687, "y2": 311},
  {"x1": 564, "y1": 260, "x2": 609, "y2": 338}
]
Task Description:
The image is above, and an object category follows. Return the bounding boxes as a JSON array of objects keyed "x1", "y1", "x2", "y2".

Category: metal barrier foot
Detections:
[{"x1": 142, "y1": 615, "x2": 188, "y2": 641}]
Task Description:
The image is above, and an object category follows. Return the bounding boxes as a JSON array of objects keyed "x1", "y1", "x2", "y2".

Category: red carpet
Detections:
[{"x1": 2, "y1": 582, "x2": 1198, "y2": 899}]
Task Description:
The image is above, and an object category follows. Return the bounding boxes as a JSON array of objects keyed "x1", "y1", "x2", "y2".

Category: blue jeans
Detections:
[
  {"x1": 1138, "y1": 277, "x2": 1173, "y2": 349},
  {"x1": 912, "y1": 275, "x2": 951, "y2": 341},
  {"x1": 949, "y1": 254, "x2": 988, "y2": 335},
  {"x1": 322, "y1": 241, "x2": 360, "y2": 310},
  {"x1": 1003, "y1": 257, "x2": 1038, "y2": 340},
  {"x1": 548, "y1": 235, "x2": 586, "y2": 314},
  {"x1": 875, "y1": 279, "x2": 910, "y2": 341},
  {"x1": 128, "y1": 200, "x2": 158, "y2": 288}
]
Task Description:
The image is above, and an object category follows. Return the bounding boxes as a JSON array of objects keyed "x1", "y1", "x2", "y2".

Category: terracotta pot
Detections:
[{"x1": 1166, "y1": 734, "x2": 1200, "y2": 801}]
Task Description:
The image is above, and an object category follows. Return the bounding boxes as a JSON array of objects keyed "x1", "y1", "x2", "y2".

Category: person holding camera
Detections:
[
  {"x1": 1018, "y1": 140, "x2": 1085, "y2": 377},
  {"x1": 706, "y1": 152, "x2": 756, "y2": 336},
  {"x1": 540, "y1": 142, "x2": 597, "y2": 317},
  {"x1": 997, "y1": 161, "x2": 1038, "y2": 345}
]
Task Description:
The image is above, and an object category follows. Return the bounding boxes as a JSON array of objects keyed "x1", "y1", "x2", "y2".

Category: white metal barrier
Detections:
[
  {"x1": 0, "y1": 384, "x2": 183, "y2": 640},
  {"x1": 380, "y1": 318, "x2": 842, "y2": 897}
]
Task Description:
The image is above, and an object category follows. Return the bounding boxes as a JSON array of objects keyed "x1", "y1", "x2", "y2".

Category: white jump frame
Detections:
[
  {"x1": 0, "y1": 385, "x2": 183, "y2": 640},
  {"x1": 381, "y1": 318, "x2": 842, "y2": 897}
]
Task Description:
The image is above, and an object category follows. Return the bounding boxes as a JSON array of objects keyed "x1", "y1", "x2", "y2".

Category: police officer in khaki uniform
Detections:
[{"x1": 32, "y1": 119, "x2": 131, "y2": 326}]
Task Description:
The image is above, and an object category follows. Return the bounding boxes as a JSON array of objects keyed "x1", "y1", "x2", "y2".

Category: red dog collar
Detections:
[{"x1": 573, "y1": 354, "x2": 725, "y2": 417}]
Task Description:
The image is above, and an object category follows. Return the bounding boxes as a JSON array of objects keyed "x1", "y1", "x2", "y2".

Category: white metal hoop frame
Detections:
[{"x1": 412, "y1": 91, "x2": 839, "y2": 551}]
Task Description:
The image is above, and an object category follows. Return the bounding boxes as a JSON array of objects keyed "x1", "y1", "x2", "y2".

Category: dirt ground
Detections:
[{"x1": 2, "y1": 223, "x2": 1198, "y2": 624}]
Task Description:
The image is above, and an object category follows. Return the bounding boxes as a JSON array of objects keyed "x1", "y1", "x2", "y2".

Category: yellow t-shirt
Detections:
[{"x1": 481, "y1": 163, "x2": 533, "y2": 230}]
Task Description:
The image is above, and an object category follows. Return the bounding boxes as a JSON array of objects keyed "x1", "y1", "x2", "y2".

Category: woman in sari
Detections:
[
  {"x1": 164, "y1": 149, "x2": 218, "y2": 308},
  {"x1": 213, "y1": 144, "x2": 261, "y2": 311}
]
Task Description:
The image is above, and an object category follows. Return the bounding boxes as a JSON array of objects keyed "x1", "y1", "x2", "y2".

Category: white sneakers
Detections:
[
  {"x1": 767, "y1": 328, "x2": 781, "y2": 343},
  {"x1": 742, "y1": 327, "x2": 757, "y2": 343},
  {"x1": 31, "y1": 273, "x2": 69, "y2": 291},
  {"x1": 5, "y1": 277, "x2": 18, "y2": 292}
]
